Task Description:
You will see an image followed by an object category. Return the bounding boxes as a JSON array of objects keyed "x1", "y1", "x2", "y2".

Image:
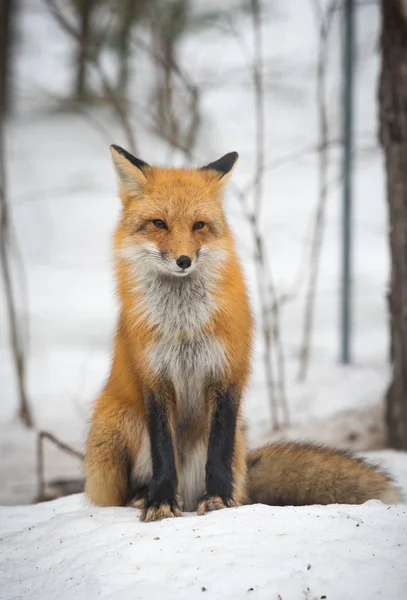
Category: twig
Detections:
[
  {"x1": 43, "y1": 0, "x2": 137, "y2": 153},
  {"x1": 36, "y1": 431, "x2": 84, "y2": 502},
  {"x1": 0, "y1": 105, "x2": 32, "y2": 427},
  {"x1": 38, "y1": 431, "x2": 84, "y2": 460},
  {"x1": 251, "y1": 0, "x2": 265, "y2": 218},
  {"x1": 233, "y1": 183, "x2": 289, "y2": 429},
  {"x1": 249, "y1": 0, "x2": 276, "y2": 429},
  {"x1": 144, "y1": 1, "x2": 201, "y2": 158},
  {"x1": 132, "y1": 33, "x2": 197, "y2": 97},
  {"x1": 249, "y1": 0, "x2": 288, "y2": 429},
  {"x1": 265, "y1": 254, "x2": 289, "y2": 425},
  {"x1": 298, "y1": 0, "x2": 339, "y2": 381}
]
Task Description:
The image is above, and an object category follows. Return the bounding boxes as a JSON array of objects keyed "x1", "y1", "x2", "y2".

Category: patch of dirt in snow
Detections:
[
  {"x1": 0, "y1": 495, "x2": 406, "y2": 600},
  {"x1": 262, "y1": 405, "x2": 388, "y2": 452}
]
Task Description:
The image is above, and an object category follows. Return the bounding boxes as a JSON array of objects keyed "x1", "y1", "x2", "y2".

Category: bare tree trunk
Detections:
[
  {"x1": 117, "y1": 0, "x2": 138, "y2": 99},
  {"x1": 379, "y1": 0, "x2": 407, "y2": 450},
  {"x1": 76, "y1": 0, "x2": 95, "y2": 101},
  {"x1": 0, "y1": 0, "x2": 15, "y2": 116}
]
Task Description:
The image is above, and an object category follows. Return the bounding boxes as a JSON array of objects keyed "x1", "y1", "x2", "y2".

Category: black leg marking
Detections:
[
  {"x1": 128, "y1": 484, "x2": 149, "y2": 507},
  {"x1": 144, "y1": 392, "x2": 178, "y2": 510},
  {"x1": 205, "y1": 387, "x2": 239, "y2": 500}
]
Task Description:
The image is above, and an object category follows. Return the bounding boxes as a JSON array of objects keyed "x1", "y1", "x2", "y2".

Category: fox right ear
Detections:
[
  {"x1": 200, "y1": 152, "x2": 239, "y2": 184},
  {"x1": 110, "y1": 144, "x2": 149, "y2": 201}
]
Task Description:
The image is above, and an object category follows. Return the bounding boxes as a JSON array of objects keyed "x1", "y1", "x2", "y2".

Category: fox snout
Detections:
[
  {"x1": 176, "y1": 255, "x2": 192, "y2": 270},
  {"x1": 166, "y1": 250, "x2": 196, "y2": 276}
]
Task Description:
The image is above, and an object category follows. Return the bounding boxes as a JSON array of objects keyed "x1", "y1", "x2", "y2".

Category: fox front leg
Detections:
[
  {"x1": 198, "y1": 386, "x2": 242, "y2": 515},
  {"x1": 141, "y1": 391, "x2": 182, "y2": 522}
]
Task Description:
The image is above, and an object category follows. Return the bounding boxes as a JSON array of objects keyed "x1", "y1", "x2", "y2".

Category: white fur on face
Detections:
[
  {"x1": 120, "y1": 241, "x2": 225, "y2": 279},
  {"x1": 121, "y1": 242, "x2": 227, "y2": 334}
]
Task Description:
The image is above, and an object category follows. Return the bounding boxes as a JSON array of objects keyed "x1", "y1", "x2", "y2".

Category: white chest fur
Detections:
[
  {"x1": 136, "y1": 264, "x2": 218, "y2": 335},
  {"x1": 149, "y1": 333, "x2": 226, "y2": 421},
  {"x1": 131, "y1": 268, "x2": 227, "y2": 511},
  {"x1": 138, "y1": 270, "x2": 227, "y2": 420}
]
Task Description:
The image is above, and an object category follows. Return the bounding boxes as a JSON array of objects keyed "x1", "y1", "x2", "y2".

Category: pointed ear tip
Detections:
[{"x1": 109, "y1": 146, "x2": 150, "y2": 172}]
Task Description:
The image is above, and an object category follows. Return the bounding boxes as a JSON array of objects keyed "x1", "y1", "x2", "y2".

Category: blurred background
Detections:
[{"x1": 1, "y1": 0, "x2": 406, "y2": 505}]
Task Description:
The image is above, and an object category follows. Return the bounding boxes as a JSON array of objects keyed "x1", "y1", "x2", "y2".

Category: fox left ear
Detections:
[
  {"x1": 200, "y1": 151, "x2": 239, "y2": 184},
  {"x1": 110, "y1": 144, "x2": 150, "y2": 202}
]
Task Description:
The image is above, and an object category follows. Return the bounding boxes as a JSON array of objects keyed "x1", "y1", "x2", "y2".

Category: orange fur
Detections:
[
  {"x1": 247, "y1": 442, "x2": 402, "y2": 505},
  {"x1": 85, "y1": 147, "x2": 401, "y2": 522},
  {"x1": 85, "y1": 148, "x2": 252, "y2": 520}
]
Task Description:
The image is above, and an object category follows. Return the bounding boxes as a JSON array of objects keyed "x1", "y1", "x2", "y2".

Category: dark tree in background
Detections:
[
  {"x1": 149, "y1": 0, "x2": 201, "y2": 156},
  {"x1": 115, "y1": 0, "x2": 148, "y2": 98},
  {"x1": 380, "y1": 0, "x2": 407, "y2": 450},
  {"x1": 0, "y1": 0, "x2": 16, "y2": 116},
  {"x1": 0, "y1": 0, "x2": 33, "y2": 427},
  {"x1": 74, "y1": 0, "x2": 96, "y2": 101}
]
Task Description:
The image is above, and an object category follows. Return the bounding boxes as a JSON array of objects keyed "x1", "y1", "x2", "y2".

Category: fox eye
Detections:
[
  {"x1": 193, "y1": 221, "x2": 205, "y2": 231},
  {"x1": 152, "y1": 219, "x2": 167, "y2": 230}
]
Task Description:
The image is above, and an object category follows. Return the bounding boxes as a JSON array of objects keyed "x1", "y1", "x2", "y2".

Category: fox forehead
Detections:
[
  {"x1": 144, "y1": 168, "x2": 220, "y2": 201},
  {"x1": 125, "y1": 167, "x2": 224, "y2": 220}
]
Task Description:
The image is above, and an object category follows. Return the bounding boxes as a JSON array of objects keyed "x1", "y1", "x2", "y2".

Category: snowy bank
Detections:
[{"x1": 1, "y1": 492, "x2": 406, "y2": 600}]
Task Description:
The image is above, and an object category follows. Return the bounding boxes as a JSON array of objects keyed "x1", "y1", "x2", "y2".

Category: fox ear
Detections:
[
  {"x1": 110, "y1": 144, "x2": 149, "y2": 201},
  {"x1": 200, "y1": 152, "x2": 239, "y2": 184}
]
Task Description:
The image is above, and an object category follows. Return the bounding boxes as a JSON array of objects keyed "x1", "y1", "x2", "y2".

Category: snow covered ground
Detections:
[{"x1": 1, "y1": 492, "x2": 407, "y2": 600}]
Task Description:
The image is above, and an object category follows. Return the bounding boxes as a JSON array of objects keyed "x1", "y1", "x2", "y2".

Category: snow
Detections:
[
  {"x1": 1, "y1": 494, "x2": 406, "y2": 600},
  {"x1": 1, "y1": 1, "x2": 407, "y2": 598},
  {"x1": 1, "y1": 449, "x2": 406, "y2": 600}
]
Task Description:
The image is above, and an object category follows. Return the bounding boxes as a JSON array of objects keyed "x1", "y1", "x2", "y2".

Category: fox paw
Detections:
[
  {"x1": 127, "y1": 486, "x2": 149, "y2": 510},
  {"x1": 128, "y1": 497, "x2": 146, "y2": 509},
  {"x1": 197, "y1": 494, "x2": 239, "y2": 516},
  {"x1": 140, "y1": 500, "x2": 183, "y2": 522}
]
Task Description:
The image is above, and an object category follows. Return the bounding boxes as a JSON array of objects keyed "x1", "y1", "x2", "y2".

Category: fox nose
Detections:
[{"x1": 176, "y1": 255, "x2": 192, "y2": 270}]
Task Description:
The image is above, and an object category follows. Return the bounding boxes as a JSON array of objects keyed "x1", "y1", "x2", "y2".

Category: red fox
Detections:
[{"x1": 84, "y1": 145, "x2": 401, "y2": 521}]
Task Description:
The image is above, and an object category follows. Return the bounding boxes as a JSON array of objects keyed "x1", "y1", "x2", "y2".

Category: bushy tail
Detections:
[{"x1": 246, "y1": 442, "x2": 402, "y2": 506}]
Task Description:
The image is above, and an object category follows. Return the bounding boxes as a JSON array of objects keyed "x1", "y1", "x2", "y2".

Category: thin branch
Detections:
[
  {"x1": 36, "y1": 431, "x2": 84, "y2": 501},
  {"x1": 251, "y1": 0, "x2": 266, "y2": 217},
  {"x1": 298, "y1": 0, "x2": 340, "y2": 381},
  {"x1": 142, "y1": 1, "x2": 202, "y2": 158},
  {"x1": 264, "y1": 253, "x2": 289, "y2": 425},
  {"x1": 249, "y1": 0, "x2": 276, "y2": 428},
  {"x1": 38, "y1": 431, "x2": 85, "y2": 461},
  {"x1": 249, "y1": 0, "x2": 288, "y2": 429},
  {"x1": 0, "y1": 105, "x2": 32, "y2": 427},
  {"x1": 233, "y1": 182, "x2": 289, "y2": 430},
  {"x1": 43, "y1": 0, "x2": 137, "y2": 153},
  {"x1": 132, "y1": 33, "x2": 197, "y2": 96}
]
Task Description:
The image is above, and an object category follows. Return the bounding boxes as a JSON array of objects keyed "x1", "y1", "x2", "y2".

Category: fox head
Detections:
[{"x1": 110, "y1": 145, "x2": 238, "y2": 278}]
